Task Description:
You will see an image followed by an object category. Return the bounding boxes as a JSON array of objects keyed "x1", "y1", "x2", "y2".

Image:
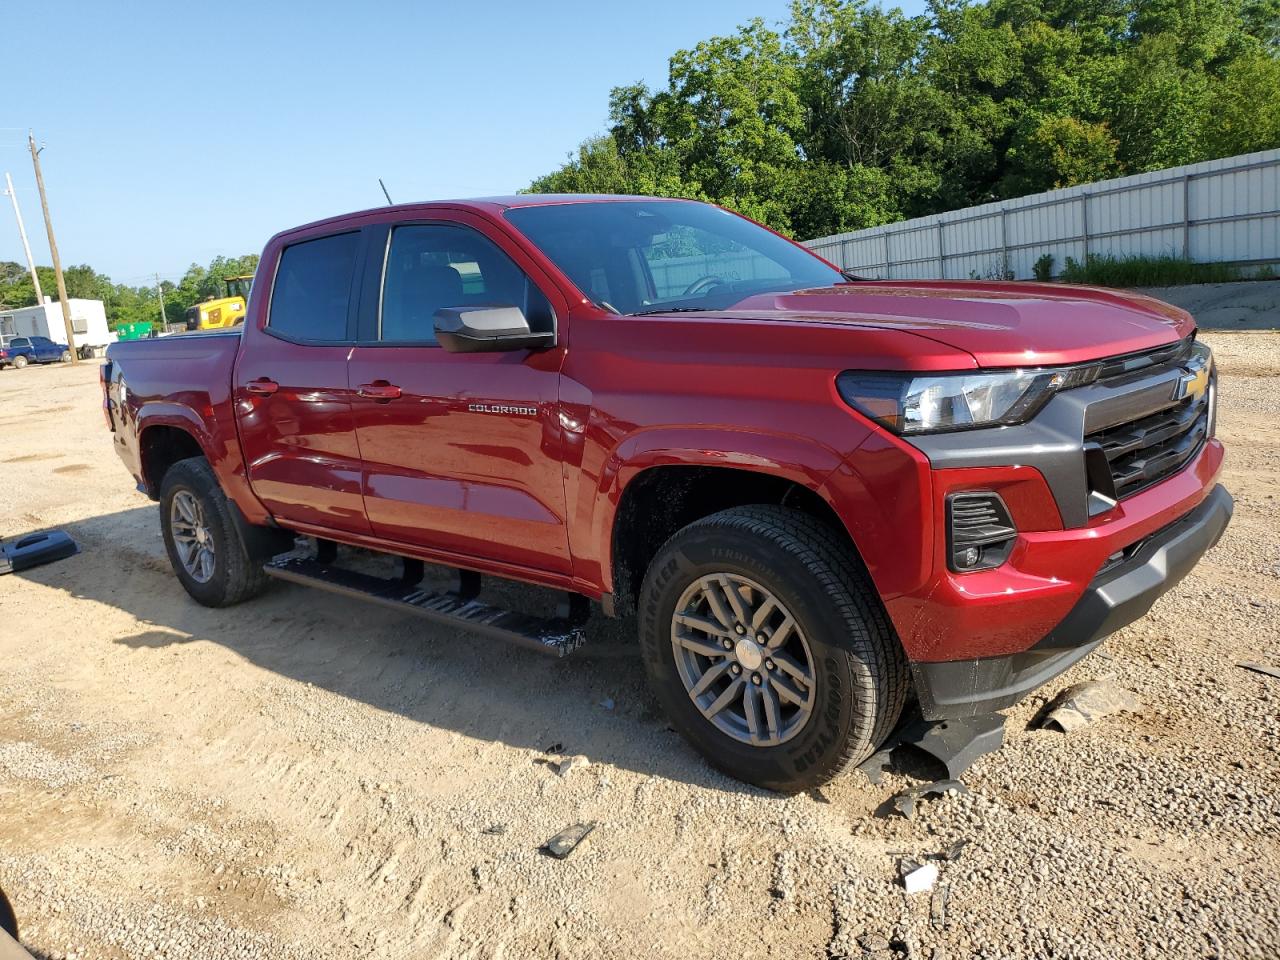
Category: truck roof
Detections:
[{"x1": 276, "y1": 194, "x2": 694, "y2": 239}]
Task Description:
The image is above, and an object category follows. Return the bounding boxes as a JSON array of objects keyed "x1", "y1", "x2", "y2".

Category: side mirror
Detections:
[{"x1": 433, "y1": 305, "x2": 554, "y2": 353}]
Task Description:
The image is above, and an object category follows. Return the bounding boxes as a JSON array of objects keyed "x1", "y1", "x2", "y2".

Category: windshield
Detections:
[{"x1": 504, "y1": 200, "x2": 842, "y2": 316}]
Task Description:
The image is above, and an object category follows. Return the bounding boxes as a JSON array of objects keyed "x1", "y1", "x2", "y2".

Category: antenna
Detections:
[{"x1": 378, "y1": 179, "x2": 393, "y2": 205}]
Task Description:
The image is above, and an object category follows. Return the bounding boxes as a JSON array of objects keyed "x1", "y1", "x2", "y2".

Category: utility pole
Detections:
[
  {"x1": 28, "y1": 131, "x2": 79, "y2": 364},
  {"x1": 154, "y1": 274, "x2": 166, "y2": 327},
  {"x1": 3, "y1": 172, "x2": 43, "y2": 303}
]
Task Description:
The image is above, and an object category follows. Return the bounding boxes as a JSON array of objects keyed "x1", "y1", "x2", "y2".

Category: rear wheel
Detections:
[
  {"x1": 159, "y1": 457, "x2": 274, "y2": 607},
  {"x1": 12, "y1": 355, "x2": 26, "y2": 369},
  {"x1": 638, "y1": 505, "x2": 908, "y2": 792}
]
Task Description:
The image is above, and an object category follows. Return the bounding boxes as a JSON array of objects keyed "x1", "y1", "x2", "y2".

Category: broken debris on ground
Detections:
[
  {"x1": 1038, "y1": 680, "x2": 1141, "y2": 732},
  {"x1": 541, "y1": 822, "x2": 596, "y2": 860}
]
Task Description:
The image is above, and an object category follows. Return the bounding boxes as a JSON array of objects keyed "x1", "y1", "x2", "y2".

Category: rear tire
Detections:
[
  {"x1": 159, "y1": 457, "x2": 273, "y2": 607},
  {"x1": 12, "y1": 355, "x2": 26, "y2": 369},
  {"x1": 638, "y1": 505, "x2": 908, "y2": 792}
]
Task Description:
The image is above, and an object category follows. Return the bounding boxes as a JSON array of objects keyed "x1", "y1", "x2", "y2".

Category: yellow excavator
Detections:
[{"x1": 184, "y1": 275, "x2": 254, "y2": 331}]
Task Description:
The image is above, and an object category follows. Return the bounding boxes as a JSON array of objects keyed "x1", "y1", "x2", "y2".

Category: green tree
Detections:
[{"x1": 527, "y1": 0, "x2": 1280, "y2": 239}]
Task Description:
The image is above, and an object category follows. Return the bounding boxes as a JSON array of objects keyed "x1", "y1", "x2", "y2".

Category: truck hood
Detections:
[{"x1": 683, "y1": 281, "x2": 1195, "y2": 367}]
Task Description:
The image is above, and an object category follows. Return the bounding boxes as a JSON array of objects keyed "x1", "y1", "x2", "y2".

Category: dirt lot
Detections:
[{"x1": 1, "y1": 335, "x2": 1278, "y2": 960}]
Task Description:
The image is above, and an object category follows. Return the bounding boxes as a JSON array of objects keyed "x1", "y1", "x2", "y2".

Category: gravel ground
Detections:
[{"x1": 0, "y1": 333, "x2": 1277, "y2": 960}]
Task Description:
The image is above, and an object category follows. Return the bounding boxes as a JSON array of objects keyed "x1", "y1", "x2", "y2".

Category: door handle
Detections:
[
  {"x1": 357, "y1": 380, "x2": 402, "y2": 402},
  {"x1": 246, "y1": 377, "x2": 279, "y2": 396}
]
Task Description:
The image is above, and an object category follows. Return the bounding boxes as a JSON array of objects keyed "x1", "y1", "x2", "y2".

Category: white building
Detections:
[{"x1": 0, "y1": 299, "x2": 115, "y2": 357}]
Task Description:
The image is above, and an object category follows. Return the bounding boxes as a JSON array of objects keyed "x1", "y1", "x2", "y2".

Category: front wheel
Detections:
[
  {"x1": 60, "y1": 350, "x2": 72, "y2": 362},
  {"x1": 159, "y1": 457, "x2": 273, "y2": 607},
  {"x1": 638, "y1": 506, "x2": 908, "y2": 792}
]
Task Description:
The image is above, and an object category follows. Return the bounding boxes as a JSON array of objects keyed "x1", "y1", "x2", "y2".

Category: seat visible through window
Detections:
[
  {"x1": 391, "y1": 264, "x2": 463, "y2": 340},
  {"x1": 380, "y1": 224, "x2": 553, "y2": 344}
]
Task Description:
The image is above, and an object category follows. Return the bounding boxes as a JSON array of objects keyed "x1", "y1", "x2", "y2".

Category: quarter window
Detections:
[
  {"x1": 268, "y1": 232, "x2": 359, "y2": 341},
  {"x1": 380, "y1": 224, "x2": 552, "y2": 344}
]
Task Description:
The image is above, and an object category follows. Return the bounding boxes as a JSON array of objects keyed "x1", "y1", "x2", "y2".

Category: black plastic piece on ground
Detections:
[
  {"x1": 861, "y1": 712, "x2": 1006, "y2": 783},
  {"x1": 0, "y1": 530, "x2": 78, "y2": 575},
  {"x1": 263, "y1": 552, "x2": 587, "y2": 657}
]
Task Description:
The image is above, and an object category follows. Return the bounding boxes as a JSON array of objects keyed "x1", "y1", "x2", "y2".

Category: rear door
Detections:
[
  {"x1": 233, "y1": 230, "x2": 373, "y2": 536},
  {"x1": 345, "y1": 214, "x2": 572, "y2": 573}
]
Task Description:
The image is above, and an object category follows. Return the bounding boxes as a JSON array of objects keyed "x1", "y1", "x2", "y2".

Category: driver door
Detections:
[{"x1": 346, "y1": 216, "x2": 572, "y2": 574}]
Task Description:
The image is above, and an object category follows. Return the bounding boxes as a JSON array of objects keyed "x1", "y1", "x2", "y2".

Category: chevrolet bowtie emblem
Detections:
[{"x1": 1174, "y1": 364, "x2": 1210, "y2": 402}]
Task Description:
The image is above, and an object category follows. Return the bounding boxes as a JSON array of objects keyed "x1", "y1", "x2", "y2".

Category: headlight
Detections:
[{"x1": 836, "y1": 366, "x2": 1098, "y2": 435}]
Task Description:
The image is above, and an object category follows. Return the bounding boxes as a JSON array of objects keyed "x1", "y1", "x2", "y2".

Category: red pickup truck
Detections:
[{"x1": 103, "y1": 195, "x2": 1230, "y2": 791}]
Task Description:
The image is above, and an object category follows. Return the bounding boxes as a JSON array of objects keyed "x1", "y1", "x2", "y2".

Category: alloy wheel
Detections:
[
  {"x1": 670, "y1": 573, "x2": 816, "y2": 746},
  {"x1": 170, "y1": 490, "x2": 216, "y2": 583}
]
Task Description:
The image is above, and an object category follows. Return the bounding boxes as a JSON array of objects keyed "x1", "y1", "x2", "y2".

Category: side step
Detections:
[{"x1": 263, "y1": 553, "x2": 588, "y2": 657}]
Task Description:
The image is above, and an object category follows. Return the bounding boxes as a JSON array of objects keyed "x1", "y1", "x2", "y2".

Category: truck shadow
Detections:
[{"x1": 15, "y1": 505, "x2": 765, "y2": 796}]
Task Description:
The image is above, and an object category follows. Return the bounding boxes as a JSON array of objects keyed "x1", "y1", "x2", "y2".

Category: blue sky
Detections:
[{"x1": 3, "y1": 0, "x2": 923, "y2": 285}]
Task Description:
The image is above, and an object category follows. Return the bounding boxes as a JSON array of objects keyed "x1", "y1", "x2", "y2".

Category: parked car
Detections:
[
  {"x1": 102, "y1": 195, "x2": 1230, "y2": 792},
  {"x1": 0, "y1": 335, "x2": 71, "y2": 368}
]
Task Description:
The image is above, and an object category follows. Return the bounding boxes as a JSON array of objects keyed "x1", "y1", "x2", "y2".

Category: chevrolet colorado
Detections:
[{"x1": 102, "y1": 196, "x2": 1231, "y2": 791}]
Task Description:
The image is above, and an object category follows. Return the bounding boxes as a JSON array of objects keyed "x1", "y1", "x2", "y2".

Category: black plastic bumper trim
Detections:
[{"x1": 911, "y1": 483, "x2": 1233, "y2": 719}]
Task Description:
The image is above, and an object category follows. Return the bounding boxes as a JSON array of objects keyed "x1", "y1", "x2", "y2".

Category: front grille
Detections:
[
  {"x1": 1094, "y1": 336, "x2": 1195, "y2": 384},
  {"x1": 1085, "y1": 388, "x2": 1210, "y2": 499}
]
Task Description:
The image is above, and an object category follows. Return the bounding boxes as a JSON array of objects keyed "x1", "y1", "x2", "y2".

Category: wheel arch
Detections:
[
  {"x1": 603, "y1": 454, "x2": 871, "y2": 619},
  {"x1": 137, "y1": 414, "x2": 214, "y2": 499}
]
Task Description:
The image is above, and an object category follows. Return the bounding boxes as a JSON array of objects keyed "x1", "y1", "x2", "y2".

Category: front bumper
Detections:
[{"x1": 911, "y1": 482, "x2": 1233, "y2": 719}]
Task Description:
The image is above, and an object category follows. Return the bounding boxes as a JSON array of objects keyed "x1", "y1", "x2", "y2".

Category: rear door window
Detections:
[{"x1": 268, "y1": 232, "x2": 360, "y2": 341}]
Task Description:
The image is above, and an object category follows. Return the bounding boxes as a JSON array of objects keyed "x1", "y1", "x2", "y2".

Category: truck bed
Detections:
[{"x1": 104, "y1": 330, "x2": 245, "y2": 503}]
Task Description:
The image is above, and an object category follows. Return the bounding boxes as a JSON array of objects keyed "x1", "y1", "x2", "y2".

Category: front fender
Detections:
[{"x1": 584, "y1": 425, "x2": 849, "y2": 593}]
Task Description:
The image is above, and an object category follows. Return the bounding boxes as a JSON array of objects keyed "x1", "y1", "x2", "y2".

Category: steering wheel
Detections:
[{"x1": 681, "y1": 275, "x2": 726, "y2": 297}]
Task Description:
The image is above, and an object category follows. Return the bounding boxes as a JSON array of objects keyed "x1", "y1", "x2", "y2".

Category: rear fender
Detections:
[{"x1": 134, "y1": 402, "x2": 272, "y2": 526}]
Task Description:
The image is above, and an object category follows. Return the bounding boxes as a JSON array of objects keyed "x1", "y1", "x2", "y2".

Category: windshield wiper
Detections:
[{"x1": 628, "y1": 306, "x2": 714, "y2": 316}]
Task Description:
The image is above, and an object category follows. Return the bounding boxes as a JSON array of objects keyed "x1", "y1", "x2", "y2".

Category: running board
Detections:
[{"x1": 263, "y1": 553, "x2": 588, "y2": 657}]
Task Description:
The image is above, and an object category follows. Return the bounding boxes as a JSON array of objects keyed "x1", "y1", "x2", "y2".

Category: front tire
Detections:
[
  {"x1": 159, "y1": 457, "x2": 272, "y2": 607},
  {"x1": 638, "y1": 506, "x2": 908, "y2": 792},
  {"x1": 60, "y1": 350, "x2": 72, "y2": 362}
]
